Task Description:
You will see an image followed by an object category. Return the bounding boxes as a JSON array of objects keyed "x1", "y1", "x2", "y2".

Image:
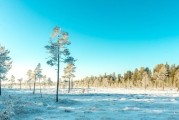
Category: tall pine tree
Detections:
[{"x1": 0, "y1": 44, "x2": 12, "y2": 95}]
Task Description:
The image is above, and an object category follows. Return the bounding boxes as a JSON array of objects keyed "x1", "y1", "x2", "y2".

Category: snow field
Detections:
[{"x1": 0, "y1": 88, "x2": 179, "y2": 120}]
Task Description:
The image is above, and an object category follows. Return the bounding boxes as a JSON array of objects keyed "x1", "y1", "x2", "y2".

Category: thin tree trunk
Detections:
[
  {"x1": 127, "y1": 78, "x2": 129, "y2": 88},
  {"x1": 56, "y1": 46, "x2": 60, "y2": 102},
  {"x1": 71, "y1": 80, "x2": 73, "y2": 90},
  {"x1": 177, "y1": 81, "x2": 179, "y2": 91},
  {"x1": 20, "y1": 81, "x2": 21, "y2": 89},
  {"x1": 172, "y1": 77, "x2": 174, "y2": 87},
  {"x1": 39, "y1": 78, "x2": 42, "y2": 98},
  {"x1": 68, "y1": 78, "x2": 71, "y2": 93},
  {"x1": 33, "y1": 75, "x2": 37, "y2": 94},
  {"x1": 29, "y1": 84, "x2": 31, "y2": 90},
  {"x1": 162, "y1": 81, "x2": 164, "y2": 91},
  {"x1": 144, "y1": 78, "x2": 146, "y2": 90},
  {"x1": 88, "y1": 81, "x2": 90, "y2": 89},
  {"x1": 0, "y1": 77, "x2": 1, "y2": 96}
]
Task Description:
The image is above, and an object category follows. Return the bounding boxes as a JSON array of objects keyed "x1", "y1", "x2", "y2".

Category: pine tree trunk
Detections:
[
  {"x1": 20, "y1": 81, "x2": 21, "y2": 89},
  {"x1": 68, "y1": 78, "x2": 71, "y2": 93},
  {"x1": 71, "y1": 80, "x2": 73, "y2": 90},
  {"x1": 172, "y1": 77, "x2": 174, "y2": 87},
  {"x1": 33, "y1": 75, "x2": 37, "y2": 94},
  {"x1": 177, "y1": 81, "x2": 179, "y2": 91},
  {"x1": 56, "y1": 46, "x2": 60, "y2": 102},
  {"x1": 29, "y1": 84, "x2": 31, "y2": 90},
  {"x1": 144, "y1": 78, "x2": 146, "y2": 90},
  {"x1": 88, "y1": 81, "x2": 90, "y2": 89},
  {"x1": 0, "y1": 77, "x2": 1, "y2": 96},
  {"x1": 127, "y1": 78, "x2": 129, "y2": 88},
  {"x1": 39, "y1": 78, "x2": 42, "y2": 98}
]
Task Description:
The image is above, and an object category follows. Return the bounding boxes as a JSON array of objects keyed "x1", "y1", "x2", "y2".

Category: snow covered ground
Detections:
[{"x1": 0, "y1": 88, "x2": 179, "y2": 120}]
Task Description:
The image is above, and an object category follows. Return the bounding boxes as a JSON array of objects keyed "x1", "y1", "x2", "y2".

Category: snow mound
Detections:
[
  {"x1": 122, "y1": 107, "x2": 140, "y2": 111},
  {"x1": 151, "y1": 110, "x2": 164, "y2": 113},
  {"x1": 130, "y1": 98, "x2": 154, "y2": 102},
  {"x1": 119, "y1": 98, "x2": 126, "y2": 101}
]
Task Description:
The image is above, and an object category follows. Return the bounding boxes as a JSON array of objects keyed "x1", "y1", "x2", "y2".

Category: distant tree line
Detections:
[
  {"x1": 74, "y1": 63, "x2": 179, "y2": 91},
  {"x1": 7, "y1": 67, "x2": 53, "y2": 90}
]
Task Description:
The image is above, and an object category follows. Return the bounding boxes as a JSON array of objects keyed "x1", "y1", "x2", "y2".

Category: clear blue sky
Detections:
[{"x1": 0, "y1": 0, "x2": 179, "y2": 80}]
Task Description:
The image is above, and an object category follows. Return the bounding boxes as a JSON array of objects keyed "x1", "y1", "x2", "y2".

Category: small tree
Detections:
[
  {"x1": 37, "y1": 65, "x2": 43, "y2": 97},
  {"x1": 26, "y1": 69, "x2": 33, "y2": 90},
  {"x1": 174, "y1": 69, "x2": 179, "y2": 91},
  {"x1": 45, "y1": 26, "x2": 72, "y2": 102},
  {"x1": 0, "y1": 44, "x2": 12, "y2": 95},
  {"x1": 18, "y1": 78, "x2": 23, "y2": 89},
  {"x1": 9, "y1": 75, "x2": 15, "y2": 88},
  {"x1": 142, "y1": 72, "x2": 150, "y2": 90},
  {"x1": 158, "y1": 65, "x2": 168, "y2": 90},
  {"x1": 63, "y1": 61, "x2": 76, "y2": 93},
  {"x1": 47, "y1": 77, "x2": 53, "y2": 88},
  {"x1": 42, "y1": 75, "x2": 47, "y2": 89},
  {"x1": 33, "y1": 63, "x2": 42, "y2": 94}
]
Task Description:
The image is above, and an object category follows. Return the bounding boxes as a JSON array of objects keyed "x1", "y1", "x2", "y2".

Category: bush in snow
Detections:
[
  {"x1": 0, "y1": 110, "x2": 10, "y2": 120},
  {"x1": 0, "y1": 95, "x2": 14, "y2": 120}
]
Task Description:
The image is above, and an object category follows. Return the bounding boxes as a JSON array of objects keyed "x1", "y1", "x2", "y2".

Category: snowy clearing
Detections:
[{"x1": 0, "y1": 88, "x2": 179, "y2": 120}]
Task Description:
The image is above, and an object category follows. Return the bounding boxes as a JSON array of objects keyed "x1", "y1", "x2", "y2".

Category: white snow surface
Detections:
[{"x1": 0, "y1": 88, "x2": 179, "y2": 120}]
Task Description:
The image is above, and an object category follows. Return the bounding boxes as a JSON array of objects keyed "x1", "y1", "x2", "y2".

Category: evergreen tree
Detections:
[
  {"x1": 63, "y1": 61, "x2": 76, "y2": 93},
  {"x1": 174, "y1": 69, "x2": 179, "y2": 91},
  {"x1": 45, "y1": 26, "x2": 72, "y2": 102},
  {"x1": 0, "y1": 44, "x2": 12, "y2": 95},
  {"x1": 9, "y1": 75, "x2": 15, "y2": 88},
  {"x1": 47, "y1": 77, "x2": 53, "y2": 87},
  {"x1": 36, "y1": 63, "x2": 43, "y2": 97},
  {"x1": 42, "y1": 75, "x2": 47, "y2": 89},
  {"x1": 18, "y1": 78, "x2": 23, "y2": 89},
  {"x1": 170, "y1": 65, "x2": 176, "y2": 87},
  {"x1": 26, "y1": 69, "x2": 33, "y2": 90},
  {"x1": 33, "y1": 63, "x2": 42, "y2": 95}
]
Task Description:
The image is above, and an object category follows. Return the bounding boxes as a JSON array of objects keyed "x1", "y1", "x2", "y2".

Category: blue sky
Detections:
[{"x1": 0, "y1": 0, "x2": 179, "y2": 80}]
